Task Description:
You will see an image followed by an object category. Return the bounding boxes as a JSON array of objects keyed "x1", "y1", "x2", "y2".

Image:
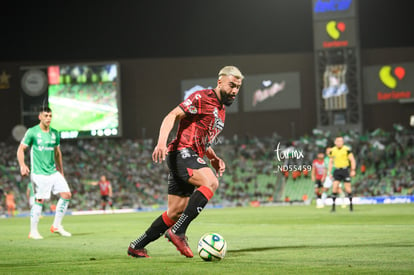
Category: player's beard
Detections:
[
  {"x1": 220, "y1": 90, "x2": 236, "y2": 106},
  {"x1": 41, "y1": 120, "x2": 51, "y2": 129}
]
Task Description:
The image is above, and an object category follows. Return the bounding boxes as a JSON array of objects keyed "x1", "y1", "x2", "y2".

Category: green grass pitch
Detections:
[{"x1": 1, "y1": 204, "x2": 413, "y2": 274}]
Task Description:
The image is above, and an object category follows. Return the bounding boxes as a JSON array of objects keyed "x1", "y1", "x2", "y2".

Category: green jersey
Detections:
[{"x1": 21, "y1": 125, "x2": 60, "y2": 175}]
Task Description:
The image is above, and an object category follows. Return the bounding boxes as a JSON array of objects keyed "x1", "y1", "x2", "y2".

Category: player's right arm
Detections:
[
  {"x1": 89, "y1": 181, "x2": 99, "y2": 186},
  {"x1": 54, "y1": 146, "x2": 64, "y2": 176},
  {"x1": 152, "y1": 106, "x2": 186, "y2": 163},
  {"x1": 17, "y1": 143, "x2": 30, "y2": 176}
]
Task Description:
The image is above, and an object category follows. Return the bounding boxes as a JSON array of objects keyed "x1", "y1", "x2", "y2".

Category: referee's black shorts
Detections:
[
  {"x1": 166, "y1": 148, "x2": 209, "y2": 197},
  {"x1": 333, "y1": 168, "x2": 351, "y2": 182}
]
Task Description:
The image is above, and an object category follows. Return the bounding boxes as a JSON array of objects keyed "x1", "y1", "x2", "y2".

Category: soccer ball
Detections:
[{"x1": 197, "y1": 233, "x2": 227, "y2": 261}]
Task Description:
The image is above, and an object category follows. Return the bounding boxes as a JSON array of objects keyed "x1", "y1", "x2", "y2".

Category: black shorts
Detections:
[
  {"x1": 167, "y1": 148, "x2": 209, "y2": 197},
  {"x1": 333, "y1": 168, "x2": 351, "y2": 182},
  {"x1": 314, "y1": 179, "x2": 323, "y2": 188},
  {"x1": 101, "y1": 195, "x2": 111, "y2": 202}
]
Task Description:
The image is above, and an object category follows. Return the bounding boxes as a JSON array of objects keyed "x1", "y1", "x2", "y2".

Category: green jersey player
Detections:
[{"x1": 17, "y1": 106, "x2": 72, "y2": 239}]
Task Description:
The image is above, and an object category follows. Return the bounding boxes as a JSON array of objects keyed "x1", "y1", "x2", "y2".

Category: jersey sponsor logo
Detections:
[
  {"x1": 37, "y1": 146, "x2": 54, "y2": 151},
  {"x1": 212, "y1": 108, "x2": 224, "y2": 131},
  {"x1": 204, "y1": 108, "x2": 224, "y2": 149}
]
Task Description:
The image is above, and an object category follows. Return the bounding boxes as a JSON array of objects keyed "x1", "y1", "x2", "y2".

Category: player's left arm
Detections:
[
  {"x1": 54, "y1": 146, "x2": 64, "y2": 176},
  {"x1": 348, "y1": 152, "x2": 356, "y2": 177},
  {"x1": 206, "y1": 147, "x2": 225, "y2": 177}
]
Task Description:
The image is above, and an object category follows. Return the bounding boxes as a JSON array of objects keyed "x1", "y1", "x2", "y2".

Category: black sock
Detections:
[
  {"x1": 347, "y1": 192, "x2": 353, "y2": 210},
  {"x1": 172, "y1": 190, "x2": 209, "y2": 235},
  {"x1": 332, "y1": 193, "x2": 338, "y2": 210},
  {"x1": 131, "y1": 214, "x2": 170, "y2": 248}
]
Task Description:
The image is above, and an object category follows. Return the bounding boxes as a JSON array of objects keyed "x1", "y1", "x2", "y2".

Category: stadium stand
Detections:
[{"x1": 0, "y1": 128, "x2": 413, "y2": 213}]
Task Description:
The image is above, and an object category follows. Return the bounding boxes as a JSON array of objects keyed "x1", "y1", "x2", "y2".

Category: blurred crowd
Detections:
[{"x1": 1, "y1": 127, "x2": 413, "y2": 214}]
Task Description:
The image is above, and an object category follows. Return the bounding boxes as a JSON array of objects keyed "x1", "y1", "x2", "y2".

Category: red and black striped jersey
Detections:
[
  {"x1": 312, "y1": 159, "x2": 326, "y2": 180},
  {"x1": 168, "y1": 89, "x2": 225, "y2": 158},
  {"x1": 99, "y1": 180, "x2": 111, "y2": 196}
]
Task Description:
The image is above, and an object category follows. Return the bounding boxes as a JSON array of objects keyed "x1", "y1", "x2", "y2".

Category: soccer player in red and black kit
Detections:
[
  {"x1": 127, "y1": 66, "x2": 243, "y2": 258},
  {"x1": 311, "y1": 152, "x2": 327, "y2": 208},
  {"x1": 97, "y1": 175, "x2": 113, "y2": 211}
]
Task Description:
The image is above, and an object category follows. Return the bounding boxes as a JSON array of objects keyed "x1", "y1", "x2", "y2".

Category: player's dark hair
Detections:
[{"x1": 39, "y1": 106, "x2": 52, "y2": 113}]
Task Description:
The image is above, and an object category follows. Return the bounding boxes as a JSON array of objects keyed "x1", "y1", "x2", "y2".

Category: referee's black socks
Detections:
[
  {"x1": 331, "y1": 192, "x2": 338, "y2": 211},
  {"x1": 347, "y1": 192, "x2": 353, "y2": 211}
]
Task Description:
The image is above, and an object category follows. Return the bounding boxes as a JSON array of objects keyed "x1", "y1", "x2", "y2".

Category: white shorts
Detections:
[
  {"x1": 323, "y1": 177, "x2": 333, "y2": 189},
  {"x1": 31, "y1": 172, "x2": 70, "y2": 200}
]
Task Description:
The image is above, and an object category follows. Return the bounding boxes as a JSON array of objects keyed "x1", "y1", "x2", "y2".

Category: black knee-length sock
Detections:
[
  {"x1": 131, "y1": 211, "x2": 175, "y2": 248},
  {"x1": 171, "y1": 186, "x2": 214, "y2": 235}
]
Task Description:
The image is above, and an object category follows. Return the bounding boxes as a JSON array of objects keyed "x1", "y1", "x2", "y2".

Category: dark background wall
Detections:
[
  {"x1": 2, "y1": 0, "x2": 413, "y2": 61},
  {"x1": 1, "y1": 0, "x2": 413, "y2": 141},
  {"x1": 120, "y1": 53, "x2": 316, "y2": 140}
]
